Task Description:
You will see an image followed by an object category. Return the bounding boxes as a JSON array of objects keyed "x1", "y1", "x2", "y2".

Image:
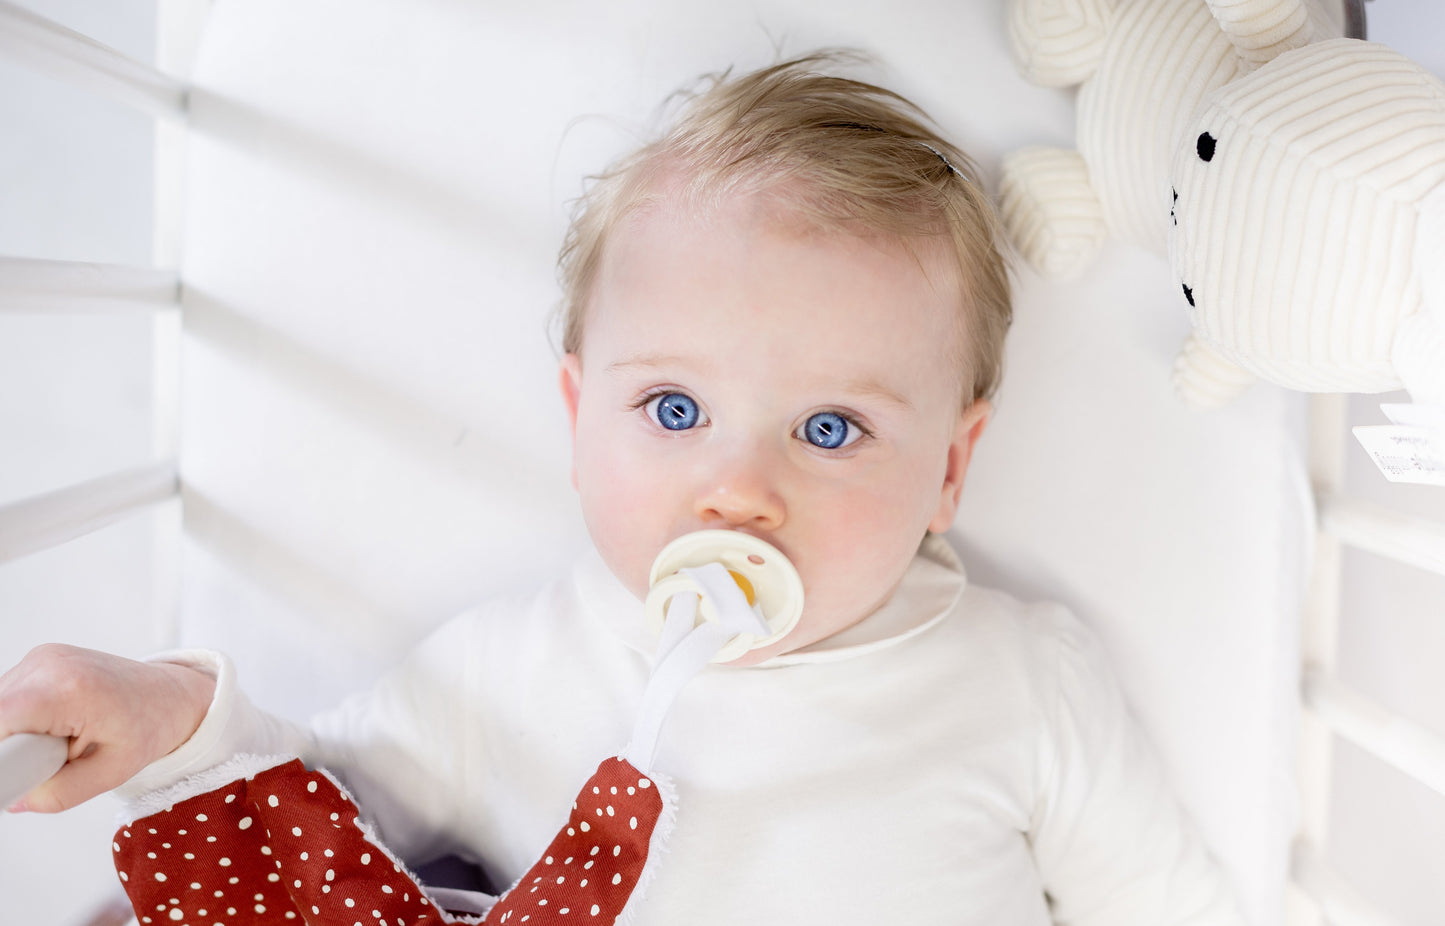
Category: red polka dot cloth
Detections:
[{"x1": 112, "y1": 755, "x2": 667, "y2": 926}]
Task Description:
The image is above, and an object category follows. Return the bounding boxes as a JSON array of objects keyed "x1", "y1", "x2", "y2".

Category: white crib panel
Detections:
[{"x1": 175, "y1": 3, "x2": 1309, "y2": 925}]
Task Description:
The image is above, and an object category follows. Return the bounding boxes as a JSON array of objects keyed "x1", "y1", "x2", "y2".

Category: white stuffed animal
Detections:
[{"x1": 1001, "y1": 0, "x2": 1445, "y2": 408}]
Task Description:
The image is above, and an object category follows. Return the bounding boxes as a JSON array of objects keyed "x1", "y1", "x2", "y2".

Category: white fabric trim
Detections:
[
  {"x1": 612, "y1": 767, "x2": 678, "y2": 926},
  {"x1": 117, "y1": 751, "x2": 292, "y2": 824},
  {"x1": 114, "y1": 650, "x2": 235, "y2": 800}
]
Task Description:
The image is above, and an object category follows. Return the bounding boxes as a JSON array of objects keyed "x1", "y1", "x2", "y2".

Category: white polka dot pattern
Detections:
[
  {"x1": 113, "y1": 759, "x2": 445, "y2": 925},
  {"x1": 112, "y1": 756, "x2": 665, "y2": 925},
  {"x1": 485, "y1": 758, "x2": 662, "y2": 924}
]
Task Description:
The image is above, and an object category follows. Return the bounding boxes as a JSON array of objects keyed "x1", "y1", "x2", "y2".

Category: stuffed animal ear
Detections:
[
  {"x1": 999, "y1": 146, "x2": 1107, "y2": 280},
  {"x1": 1203, "y1": 0, "x2": 1335, "y2": 69},
  {"x1": 1005, "y1": 0, "x2": 1117, "y2": 87},
  {"x1": 1173, "y1": 333, "x2": 1256, "y2": 408}
]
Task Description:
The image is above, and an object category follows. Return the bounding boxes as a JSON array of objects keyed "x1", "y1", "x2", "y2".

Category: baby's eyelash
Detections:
[
  {"x1": 827, "y1": 410, "x2": 873, "y2": 440},
  {"x1": 628, "y1": 387, "x2": 695, "y2": 414},
  {"x1": 800, "y1": 409, "x2": 874, "y2": 452}
]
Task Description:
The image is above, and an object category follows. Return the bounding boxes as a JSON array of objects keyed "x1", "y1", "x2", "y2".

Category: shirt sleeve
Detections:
[
  {"x1": 1027, "y1": 607, "x2": 1248, "y2": 926},
  {"x1": 113, "y1": 649, "x2": 314, "y2": 799},
  {"x1": 116, "y1": 612, "x2": 483, "y2": 866}
]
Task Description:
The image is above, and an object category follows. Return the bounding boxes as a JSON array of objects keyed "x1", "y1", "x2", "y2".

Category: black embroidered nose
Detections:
[
  {"x1": 1196, "y1": 133, "x2": 1216, "y2": 162},
  {"x1": 1182, "y1": 284, "x2": 1195, "y2": 306}
]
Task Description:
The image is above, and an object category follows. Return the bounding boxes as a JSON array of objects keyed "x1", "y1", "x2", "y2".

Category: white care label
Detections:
[{"x1": 1353, "y1": 403, "x2": 1445, "y2": 486}]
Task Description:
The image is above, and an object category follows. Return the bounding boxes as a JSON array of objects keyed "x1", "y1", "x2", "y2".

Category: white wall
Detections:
[{"x1": 0, "y1": 2, "x2": 166, "y2": 924}]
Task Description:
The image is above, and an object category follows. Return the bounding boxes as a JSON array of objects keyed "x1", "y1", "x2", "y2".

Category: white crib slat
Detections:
[
  {"x1": 0, "y1": 0, "x2": 186, "y2": 120},
  {"x1": 1318, "y1": 493, "x2": 1445, "y2": 577},
  {"x1": 1298, "y1": 396, "x2": 1349, "y2": 870},
  {"x1": 0, "y1": 257, "x2": 179, "y2": 314},
  {"x1": 0, "y1": 463, "x2": 178, "y2": 564},
  {"x1": 1291, "y1": 841, "x2": 1405, "y2": 926},
  {"x1": 1302, "y1": 668, "x2": 1445, "y2": 799}
]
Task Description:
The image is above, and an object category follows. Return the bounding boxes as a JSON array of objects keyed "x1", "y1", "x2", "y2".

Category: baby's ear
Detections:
[
  {"x1": 559, "y1": 354, "x2": 583, "y2": 434},
  {"x1": 559, "y1": 354, "x2": 583, "y2": 490},
  {"x1": 928, "y1": 399, "x2": 991, "y2": 533}
]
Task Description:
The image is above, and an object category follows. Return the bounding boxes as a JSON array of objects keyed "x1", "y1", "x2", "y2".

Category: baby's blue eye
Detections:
[
  {"x1": 651, "y1": 392, "x2": 700, "y2": 430},
  {"x1": 801, "y1": 412, "x2": 854, "y2": 450}
]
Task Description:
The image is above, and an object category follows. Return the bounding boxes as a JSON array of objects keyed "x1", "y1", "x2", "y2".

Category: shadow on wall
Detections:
[
  {"x1": 186, "y1": 89, "x2": 554, "y2": 265},
  {"x1": 183, "y1": 288, "x2": 558, "y2": 496},
  {"x1": 181, "y1": 486, "x2": 408, "y2": 651}
]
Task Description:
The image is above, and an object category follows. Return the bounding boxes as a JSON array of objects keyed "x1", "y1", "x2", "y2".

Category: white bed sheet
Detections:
[{"x1": 174, "y1": 3, "x2": 1310, "y2": 923}]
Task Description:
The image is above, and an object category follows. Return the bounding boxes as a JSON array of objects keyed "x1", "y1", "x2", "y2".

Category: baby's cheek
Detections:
[
  {"x1": 804, "y1": 495, "x2": 911, "y2": 593},
  {"x1": 576, "y1": 446, "x2": 668, "y2": 597}
]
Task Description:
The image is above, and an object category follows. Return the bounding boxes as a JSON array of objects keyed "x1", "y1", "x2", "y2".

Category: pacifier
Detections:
[{"x1": 643, "y1": 530, "x2": 805, "y2": 663}]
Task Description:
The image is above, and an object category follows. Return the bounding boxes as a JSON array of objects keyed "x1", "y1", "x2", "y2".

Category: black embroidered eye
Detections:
[
  {"x1": 1182, "y1": 284, "x2": 1195, "y2": 306},
  {"x1": 1197, "y1": 133, "x2": 1216, "y2": 162}
]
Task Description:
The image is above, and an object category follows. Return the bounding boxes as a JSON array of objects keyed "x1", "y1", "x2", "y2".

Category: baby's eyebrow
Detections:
[
  {"x1": 605, "y1": 353, "x2": 700, "y2": 375},
  {"x1": 831, "y1": 377, "x2": 914, "y2": 411},
  {"x1": 607, "y1": 354, "x2": 912, "y2": 410}
]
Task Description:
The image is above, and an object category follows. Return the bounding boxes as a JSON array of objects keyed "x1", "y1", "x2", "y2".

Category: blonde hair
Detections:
[{"x1": 557, "y1": 51, "x2": 1012, "y2": 403}]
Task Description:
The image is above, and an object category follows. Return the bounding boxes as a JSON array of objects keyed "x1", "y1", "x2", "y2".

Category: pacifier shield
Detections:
[{"x1": 644, "y1": 531, "x2": 804, "y2": 661}]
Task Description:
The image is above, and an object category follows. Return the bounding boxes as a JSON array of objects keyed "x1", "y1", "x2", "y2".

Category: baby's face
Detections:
[{"x1": 560, "y1": 189, "x2": 988, "y2": 664}]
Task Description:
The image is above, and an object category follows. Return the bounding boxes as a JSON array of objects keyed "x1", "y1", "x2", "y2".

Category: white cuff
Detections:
[{"x1": 113, "y1": 649, "x2": 247, "y2": 800}]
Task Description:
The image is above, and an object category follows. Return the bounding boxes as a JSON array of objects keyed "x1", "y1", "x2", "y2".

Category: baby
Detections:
[{"x1": 0, "y1": 53, "x2": 1245, "y2": 925}]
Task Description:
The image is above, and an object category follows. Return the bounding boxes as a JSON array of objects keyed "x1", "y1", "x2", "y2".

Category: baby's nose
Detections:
[{"x1": 692, "y1": 456, "x2": 785, "y2": 531}]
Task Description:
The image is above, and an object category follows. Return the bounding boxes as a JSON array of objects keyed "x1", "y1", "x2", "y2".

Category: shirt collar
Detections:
[{"x1": 575, "y1": 534, "x2": 967, "y2": 668}]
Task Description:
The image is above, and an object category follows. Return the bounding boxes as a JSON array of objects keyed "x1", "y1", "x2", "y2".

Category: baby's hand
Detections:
[{"x1": 0, "y1": 645, "x2": 214, "y2": 813}]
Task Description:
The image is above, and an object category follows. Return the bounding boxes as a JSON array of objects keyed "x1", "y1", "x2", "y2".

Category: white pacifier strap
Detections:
[{"x1": 621, "y1": 563, "x2": 769, "y2": 772}]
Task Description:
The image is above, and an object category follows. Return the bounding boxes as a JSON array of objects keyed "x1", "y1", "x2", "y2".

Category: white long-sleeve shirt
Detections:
[{"x1": 123, "y1": 536, "x2": 1244, "y2": 925}]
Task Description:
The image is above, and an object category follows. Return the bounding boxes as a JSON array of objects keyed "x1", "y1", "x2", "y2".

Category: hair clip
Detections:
[{"x1": 921, "y1": 142, "x2": 968, "y2": 182}]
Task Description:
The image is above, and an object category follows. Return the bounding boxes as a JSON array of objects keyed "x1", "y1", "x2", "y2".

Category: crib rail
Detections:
[
  {"x1": 1302, "y1": 668, "x2": 1445, "y2": 799},
  {"x1": 1292, "y1": 842, "x2": 1402, "y2": 926},
  {"x1": 0, "y1": 733, "x2": 68, "y2": 812},
  {"x1": 0, "y1": 2, "x2": 187, "y2": 560},
  {"x1": 0, "y1": 257, "x2": 180, "y2": 314},
  {"x1": 0, "y1": 0, "x2": 186, "y2": 119},
  {"x1": 0, "y1": 463, "x2": 178, "y2": 565},
  {"x1": 1317, "y1": 493, "x2": 1445, "y2": 577}
]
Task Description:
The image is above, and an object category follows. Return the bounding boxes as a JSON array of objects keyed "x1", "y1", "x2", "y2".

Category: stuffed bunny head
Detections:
[{"x1": 1169, "y1": 38, "x2": 1445, "y2": 406}]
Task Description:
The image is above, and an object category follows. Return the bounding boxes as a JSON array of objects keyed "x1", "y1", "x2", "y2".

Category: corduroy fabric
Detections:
[{"x1": 1173, "y1": 38, "x2": 1445, "y2": 399}]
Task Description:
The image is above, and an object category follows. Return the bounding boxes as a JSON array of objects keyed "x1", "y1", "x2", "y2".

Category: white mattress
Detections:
[{"x1": 175, "y1": 3, "x2": 1311, "y2": 923}]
